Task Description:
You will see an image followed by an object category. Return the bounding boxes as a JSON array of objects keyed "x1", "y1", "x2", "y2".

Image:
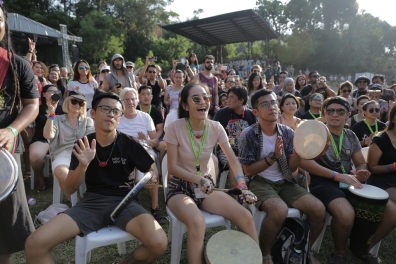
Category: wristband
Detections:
[
  {"x1": 331, "y1": 171, "x2": 337, "y2": 180},
  {"x1": 6, "y1": 126, "x2": 18, "y2": 136},
  {"x1": 236, "y1": 175, "x2": 244, "y2": 182},
  {"x1": 48, "y1": 116, "x2": 55, "y2": 121},
  {"x1": 48, "y1": 112, "x2": 56, "y2": 117},
  {"x1": 389, "y1": 163, "x2": 396, "y2": 171},
  {"x1": 334, "y1": 173, "x2": 339, "y2": 181},
  {"x1": 237, "y1": 182, "x2": 248, "y2": 189},
  {"x1": 264, "y1": 157, "x2": 271, "y2": 166},
  {"x1": 387, "y1": 164, "x2": 392, "y2": 172}
]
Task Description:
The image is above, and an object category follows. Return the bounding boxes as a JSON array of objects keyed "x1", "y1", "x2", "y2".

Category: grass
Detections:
[{"x1": 11, "y1": 170, "x2": 396, "y2": 264}]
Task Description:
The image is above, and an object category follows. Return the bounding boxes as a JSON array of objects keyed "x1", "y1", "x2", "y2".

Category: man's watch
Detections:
[{"x1": 268, "y1": 152, "x2": 279, "y2": 162}]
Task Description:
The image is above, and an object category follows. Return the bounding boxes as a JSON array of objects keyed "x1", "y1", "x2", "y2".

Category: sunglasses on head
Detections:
[
  {"x1": 342, "y1": 89, "x2": 351, "y2": 93},
  {"x1": 191, "y1": 94, "x2": 211, "y2": 104},
  {"x1": 79, "y1": 66, "x2": 90, "y2": 70},
  {"x1": 70, "y1": 98, "x2": 85, "y2": 107},
  {"x1": 368, "y1": 108, "x2": 380, "y2": 113},
  {"x1": 326, "y1": 108, "x2": 346, "y2": 116}
]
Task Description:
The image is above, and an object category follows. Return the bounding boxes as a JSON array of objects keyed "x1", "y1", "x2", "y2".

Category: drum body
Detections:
[
  {"x1": 0, "y1": 148, "x2": 18, "y2": 203},
  {"x1": 347, "y1": 184, "x2": 389, "y2": 254},
  {"x1": 293, "y1": 120, "x2": 330, "y2": 160},
  {"x1": 205, "y1": 230, "x2": 261, "y2": 264}
]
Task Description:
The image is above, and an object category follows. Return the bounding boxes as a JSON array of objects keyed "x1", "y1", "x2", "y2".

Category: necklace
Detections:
[{"x1": 95, "y1": 134, "x2": 117, "y2": 167}]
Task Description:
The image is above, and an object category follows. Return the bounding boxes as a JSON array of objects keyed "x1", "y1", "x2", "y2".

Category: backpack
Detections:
[{"x1": 271, "y1": 217, "x2": 310, "y2": 264}]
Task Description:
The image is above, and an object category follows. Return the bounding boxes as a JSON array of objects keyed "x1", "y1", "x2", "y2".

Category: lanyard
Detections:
[
  {"x1": 187, "y1": 119, "x2": 208, "y2": 176},
  {"x1": 329, "y1": 130, "x2": 346, "y2": 173},
  {"x1": 139, "y1": 105, "x2": 151, "y2": 115},
  {"x1": 364, "y1": 119, "x2": 378, "y2": 134},
  {"x1": 309, "y1": 110, "x2": 321, "y2": 119}
]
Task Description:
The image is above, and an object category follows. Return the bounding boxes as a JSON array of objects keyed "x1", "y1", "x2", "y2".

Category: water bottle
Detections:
[{"x1": 27, "y1": 197, "x2": 36, "y2": 205}]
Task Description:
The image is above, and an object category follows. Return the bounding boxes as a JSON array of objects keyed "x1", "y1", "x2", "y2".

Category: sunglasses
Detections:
[
  {"x1": 342, "y1": 89, "x2": 351, "y2": 93},
  {"x1": 148, "y1": 71, "x2": 156, "y2": 74},
  {"x1": 367, "y1": 108, "x2": 380, "y2": 113},
  {"x1": 191, "y1": 94, "x2": 211, "y2": 104},
  {"x1": 312, "y1": 75, "x2": 319, "y2": 78},
  {"x1": 101, "y1": 70, "x2": 110, "y2": 73},
  {"x1": 127, "y1": 66, "x2": 133, "y2": 69},
  {"x1": 326, "y1": 108, "x2": 346, "y2": 116},
  {"x1": 70, "y1": 99, "x2": 85, "y2": 107},
  {"x1": 79, "y1": 66, "x2": 90, "y2": 70},
  {"x1": 358, "y1": 80, "x2": 367, "y2": 84}
]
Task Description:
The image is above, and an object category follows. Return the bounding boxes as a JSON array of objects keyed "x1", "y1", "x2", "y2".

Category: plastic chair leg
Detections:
[
  {"x1": 218, "y1": 170, "x2": 228, "y2": 189},
  {"x1": 170, "y1": 219, "x2": 185, "y2": 264},
  {"x1": 75, "y1": 236, "x2": 88, "y2": 264}
]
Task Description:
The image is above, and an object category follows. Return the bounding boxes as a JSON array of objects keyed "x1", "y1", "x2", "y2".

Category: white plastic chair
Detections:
[
  {"x1": 162, "y1": 154, "x2": 231, "y2": 264},
  {"x1": 218, "y1": 170, "x2": 228, "y2": 189},
  {"x1": 72, "y1": 170, "x2": 142, "y2": 264},
  {"x1": 30, "y1": 154, "x2": 51, "y2": 190}
]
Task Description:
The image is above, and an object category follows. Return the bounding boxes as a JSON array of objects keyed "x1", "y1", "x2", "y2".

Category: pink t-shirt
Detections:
[{"x1": 164, "y1": 118, "x2": 228, "y2": 176}]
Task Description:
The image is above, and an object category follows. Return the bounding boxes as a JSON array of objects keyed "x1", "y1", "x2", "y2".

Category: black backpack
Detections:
[{"x1": 271, "y1": 217, "x2": 310, "y2": 264}]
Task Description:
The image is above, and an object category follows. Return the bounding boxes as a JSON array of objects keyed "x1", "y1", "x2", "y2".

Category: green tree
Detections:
[{"x1": 256, "y1": 0, "x2": 288, "y2": 35}]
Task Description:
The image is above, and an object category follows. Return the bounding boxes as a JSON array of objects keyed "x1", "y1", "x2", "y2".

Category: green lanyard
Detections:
[
  {"x1": 309, "y1": 110, "x2": 321, "y2": 120},
  {"x1": 139, "y1": 105, "x2": 151, "y2": 115},
  {"x1": 364, "y1": 119, "x2": 378, "y2": 134},
  {"x1": 186, "y1": 119, "x2": 208, "y2": 176},
  {"x1": 329, "y1": 130, "x2": 346, "y2": 173}
]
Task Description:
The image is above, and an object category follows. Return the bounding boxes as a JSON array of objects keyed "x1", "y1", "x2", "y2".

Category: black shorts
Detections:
[
  {"x1": 310, "y1": 181, "x2": 349, "y2": 209},
  {"x1": 62, "y1": 192, "x2": 149, "y2": 237}
]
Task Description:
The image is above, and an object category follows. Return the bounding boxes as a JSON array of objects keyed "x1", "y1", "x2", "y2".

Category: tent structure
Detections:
[{"x1": 161, "y1": 9, "x2": 278, "y2": 47}]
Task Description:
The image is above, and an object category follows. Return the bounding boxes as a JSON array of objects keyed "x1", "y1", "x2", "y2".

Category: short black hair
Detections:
[
  {"x1": 146, "y1": 64, "x2": 156, "y2": 72},
  {"x1": 138, "y1": 85, "x2": 152, "y2": 94},
  {"x1": 309, "y1": 71, "x2": 319, "y2": 77},
  {"x1": 372, "y1": 74, "x2": 384, "y2": 82},
  {"x1": 280, "y1": 71, "x2": 288, "y2": 76},
  {"x1": 227, "y1": 86, "x2": 248, "y2": 105},
  {"x1": 92, "y1": 91, "x2": 124, "y2": 110},
  {"x1": 251, "y1": 89, "x2": 273, "y2": 109}
]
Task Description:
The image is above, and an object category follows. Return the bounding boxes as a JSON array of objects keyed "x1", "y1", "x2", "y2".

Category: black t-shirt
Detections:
[
  {"x1": 137, "y1": 105, "x2": 164, "y2": 126},
  {"x1": 147, "y1": 80, "x2": 162, "y2": 107},
  {"x1": 351, "y1": 120, "x2": 387, "y2": 147},
  {"x1": 33, "y1": 104, "x2": 64, "y2": 140},
  {"x1": 278, "y1": 90, "x2": 301, "y2": 97},
  {"x1": 69, "y1": 131, "x2": 154, "y2": 197},
  {"x1": 0, "y1": 54, "x2": 38, "y2": 128},
  {"x1": 351, "y1": 89, "x2": 367, "y2": 99},
  {"x1": 300, "y1": 85, "x2": 327, "y2": 111},
  {"x1": 300, "y1": 110, "x2": 320, "y2": 120},
  {"x1": 213, "y1": 107, "x2": 257, "y2": 153}
]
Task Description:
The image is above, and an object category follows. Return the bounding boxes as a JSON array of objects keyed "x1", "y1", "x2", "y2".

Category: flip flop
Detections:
[
  {"x1": 37, "y1": 183, "x2": 47, "y2": 192},
  {"x1": 23, "y1": 172, "x2": 31, "y2": 180}
]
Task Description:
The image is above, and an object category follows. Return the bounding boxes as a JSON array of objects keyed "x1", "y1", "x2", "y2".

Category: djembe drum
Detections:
[{"x1": 0, "y1": 148, "x2": 19, "y2": 203}]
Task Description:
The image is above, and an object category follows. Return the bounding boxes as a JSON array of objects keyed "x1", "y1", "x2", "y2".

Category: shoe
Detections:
[
  {"x1": 328, "y1": 252, "x2": 346, "y2": 264},
  {"x1": 151, "y1": 206, "x2": 169, "y2": 225},
  {"x1": 352, "y1": 252, "x2": 378, "y2": 264}
]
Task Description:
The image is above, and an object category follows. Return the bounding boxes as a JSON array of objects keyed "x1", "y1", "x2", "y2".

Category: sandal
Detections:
[
  {"x1": 23, "y1": 171, "x2": 31, "y2": 180},
  {"x1": 37, "y1": 183, "x2": 47, "y2": 192},
  {"x1": 151, "y1": 206, "x2": 169, "y2": 225},
  {"x1": 262, "y1": 255, "x2": 274, "y2": 264}
]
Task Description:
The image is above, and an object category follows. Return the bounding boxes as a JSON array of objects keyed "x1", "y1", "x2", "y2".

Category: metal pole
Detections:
[{"x1": 60, "y1": 24, "x2": 69, "y2": 68}]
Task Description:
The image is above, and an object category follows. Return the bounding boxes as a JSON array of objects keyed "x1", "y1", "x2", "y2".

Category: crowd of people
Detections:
[{"x1": 1, "y1": 3, "x2": 396, "y2": 264}]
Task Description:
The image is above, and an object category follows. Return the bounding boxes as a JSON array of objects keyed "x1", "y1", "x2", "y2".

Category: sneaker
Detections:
[
  {"x1": 352, "y1": 252, "x2": 378, "y2": 264},
  {"x1": 328, "y1": 252, "x2": 346, "y2": 264},
  {"x1": 151, "y1": 206, "x2": 169, "y2": 225}
]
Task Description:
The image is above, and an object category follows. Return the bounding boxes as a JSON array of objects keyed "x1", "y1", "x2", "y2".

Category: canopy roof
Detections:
[{"x1": 161, "y1": 9, "x2": 278, "y2": 46}]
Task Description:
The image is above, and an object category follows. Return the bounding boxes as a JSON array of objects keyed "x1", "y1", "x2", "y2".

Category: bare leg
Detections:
[
  {"x1": 369, "y1": 199, "x2": 396, "y2": 250},
  {"x1": 327, "y1": 198, "x2": 355, "y2": 255},
  {"x1": 120, "y1": 214, "x2": 167, "y2": 264},
  {"x1": 167, "y1": 194, "x2": 206, "y2": 264},
  {"x1": 386, "y1": 187, "x2": 396, "y2": 203},
  {"x1": 259, "y1": 198, "x2": 288, "y2": 256},
  {"x1": 148, "y1": 162, "x2": 160, "y2": 210},
  {"x1": 25, "y1": 214, "x2": 80, "y2": 264},
  {"x1": 21, "y1": 127, "x2": 34, "y2": 176},
  {"x1": 29, "y1": 142, "x2": 49, "y2": 189},
  {"x1": 53, "y1": 165, "x2": 72, "y2": 201},
  {"x1": 0, "y1": 254, "x2": 11, "y2": 264},
  {"x1": 157, "y1": 141, "x2": 167, "y2": 167}
]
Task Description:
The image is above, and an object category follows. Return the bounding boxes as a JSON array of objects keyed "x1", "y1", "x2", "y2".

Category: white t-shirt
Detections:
[
  {"x1": 164, "y1": 108, "x2": 179, "y2": 132},
  {"x1": 117, "y1": 111, "x2": 155, "y2": 138},
  {"x1": 67, "y1": 80, "x2": 98, "y2": 109},
  {"x1": 258, "y1": 132, "x2": 283, "y2": 182}
]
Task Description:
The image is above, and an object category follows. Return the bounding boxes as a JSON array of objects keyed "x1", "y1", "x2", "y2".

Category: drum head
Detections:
[
  {"x1": 205, "y1": 230, "x2": 261, "y2": 264},
  {"x1": 0, "y1": 148, "x2": 18, "y2": 203},
  {"x1": 348, "y1": 184, "x2": 389, "y2": 200},
  {"x1": 294, "y1": 120, "x2": 330, "y2": 160}
]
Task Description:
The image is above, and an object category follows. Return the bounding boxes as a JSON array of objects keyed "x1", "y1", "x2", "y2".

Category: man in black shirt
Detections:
[
  {"x1": 26, "y1": 92, "x2": 167, "y2": 263},
  {"x1": 352, "y1": 76, "x2": 370, "y2": 99},
  {"x1": 301, "y1": 71, "x2": 336, "y2": 111},
  {"x1": 300, "y1": 93, "x2": 323, "y2": 120}
]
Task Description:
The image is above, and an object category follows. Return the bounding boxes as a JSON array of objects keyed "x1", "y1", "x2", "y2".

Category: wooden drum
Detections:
[
  {"x1": 293, "y1": 120, "x2": 330, "y2": 160},
  {"x1": 0, "y1": 148, "x2": 18, "y2": 203},
  {"x1": 205, "y1": 230, "x2": 262, "y2": 264}
]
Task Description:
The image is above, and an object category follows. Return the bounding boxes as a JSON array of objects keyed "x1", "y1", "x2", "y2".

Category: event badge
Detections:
[
  {"x1": 229, "y1": 138, "x2": 235, "y2": 146},
  {"x1": 339, "y1": 182, "x2": 349, "y2": 189},
  {"x1": 194, "y1": 188, "x2": 209, "y2": 198}
]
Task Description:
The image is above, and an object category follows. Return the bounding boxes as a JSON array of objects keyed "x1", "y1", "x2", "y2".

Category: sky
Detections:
[{"x1": 166, "y1": 0, "x2": 396, "y2": 26}]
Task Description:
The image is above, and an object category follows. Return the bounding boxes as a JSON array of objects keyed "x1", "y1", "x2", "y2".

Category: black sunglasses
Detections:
[
  {"x1": 70, "y1": 99, "x2": 85, "y2": 107},
  {"x1": 342, "y1": 89, "x2": 351, "y2": 93},
  {"x1": 101, "y1": 70, "x2": 110, "y2": 73},
  {"x1": 127, "y1": 66, "x2": 133, "y2": 69},
  {"x1": 326, "y1": 108, "x2": 346, "y2": 116},
  {"x1": 368, "y1": 108, "x2": 380, "y2": 113}
]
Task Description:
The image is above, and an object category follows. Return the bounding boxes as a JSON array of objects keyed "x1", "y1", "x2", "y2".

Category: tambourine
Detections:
[{"x1": 294, "y1": 120, "x2": 330, "y2": 160}]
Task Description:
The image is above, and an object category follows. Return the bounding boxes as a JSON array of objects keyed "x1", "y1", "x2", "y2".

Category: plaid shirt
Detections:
[{"x1": 238, "y1": 122, "x2": 296, "y2": 183}]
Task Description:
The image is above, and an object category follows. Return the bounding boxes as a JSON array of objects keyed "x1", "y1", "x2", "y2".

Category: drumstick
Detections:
[{"x1": 213, "y1": 188, "x2": 242, "y2": 195}]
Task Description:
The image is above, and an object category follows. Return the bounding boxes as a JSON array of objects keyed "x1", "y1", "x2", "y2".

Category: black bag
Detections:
[{"x1": 271, "y1": 217, "x2": 310, "y2": 264}]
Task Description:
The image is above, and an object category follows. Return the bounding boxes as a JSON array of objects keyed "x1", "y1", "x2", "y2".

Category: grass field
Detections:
[{"x1": 11, "y1": 172, "x2": 396, "y2": 264}]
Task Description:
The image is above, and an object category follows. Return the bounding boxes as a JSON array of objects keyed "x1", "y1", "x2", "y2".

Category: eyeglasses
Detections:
[
  {"x1": 96, "y1": 105, "x2": 123, "y2": 117},
  {"x1": 368, "y1": 108, "x2": 380, "y2": 113},
  {"x1": 326, "y1": 108, "x2": 346, "y2": 116},
  {"x1": 70, "y1": 99, "x2": 85, "y2": 107},
  {"x1": 226, "y1": 81, "x2": 235, "y2": 84},
  {"x1": 123, "y1": 97, "x2": 137, "y2": 102},
  {"x1": 127, "y1": 66, "x2": 133, "y2": 69},
  {"x1": 79, "y1": 66, "x2": 90, "y2": 70},
  {"x1": 101, "y1": 70, "x2": 110, "y2": 73},
  {"x1": 148, "y1": 71, "x2": 156, "y2": 74},
  {"x1": 342, "y1": 89, "x2": 351, "y2": 93},
  {"x1": 257, "y1": 100, "x2": 277, "y2": 109},
  {"x1": 191, "y1": 94, "x2": 211, "y2": 104}
]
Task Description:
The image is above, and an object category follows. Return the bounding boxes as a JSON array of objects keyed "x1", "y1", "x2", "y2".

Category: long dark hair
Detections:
[
  {"x1": 188, "y1": 53, "x2": 198, "y2": 66},
  {"x1": 73, "y1": 60, "x2": 93, "y2": 82},
  {"x1": 178, "y1": 81, "x2": 209, "y2": 118},
  {"x1": 387, "y1": 104, "x2": 396, "y2": 131},
  {"x1": 295, "y1": 75, "x2": 306, "y2": 91},
  {"x1": 247, "y1": 73, "x2": 263, "y2": 94},
  {"x1": 0, "y1": 6, "x2": 21, "y2": 114}
]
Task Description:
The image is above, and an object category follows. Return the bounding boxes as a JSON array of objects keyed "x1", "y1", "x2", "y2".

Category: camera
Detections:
[
  {"x1": 150, "y1": 56, "x2": 157, "y2": 62},
  {"x1": 51, "y1": 93, "x2": 60, "y2": 102}
]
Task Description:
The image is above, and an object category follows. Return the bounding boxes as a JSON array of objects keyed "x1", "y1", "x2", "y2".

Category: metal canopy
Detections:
[{"x1": 161, "y1": 9, "x2": 278, "y2": 46}]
